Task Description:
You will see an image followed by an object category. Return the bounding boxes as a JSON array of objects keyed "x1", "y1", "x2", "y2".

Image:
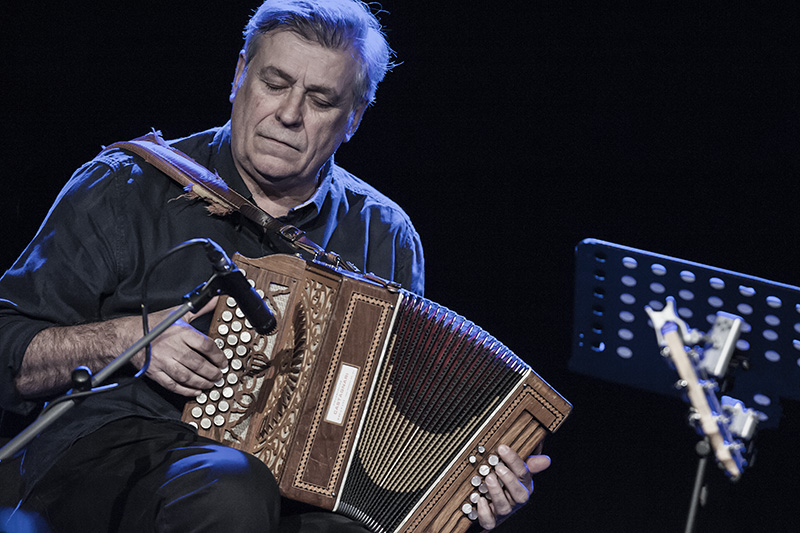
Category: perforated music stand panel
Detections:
[{"x1": 570, "y1": 238, "x2": 800, "y2": 429}]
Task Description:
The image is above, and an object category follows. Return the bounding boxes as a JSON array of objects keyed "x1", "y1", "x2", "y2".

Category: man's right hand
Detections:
[{"x1": 133, "y1": 297, "x2": 226, "y2": 397}]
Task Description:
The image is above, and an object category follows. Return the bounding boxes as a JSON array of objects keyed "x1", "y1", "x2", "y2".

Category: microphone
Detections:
[{"x1": 203, "y1": 241, "x2": 277, "y2": 335}]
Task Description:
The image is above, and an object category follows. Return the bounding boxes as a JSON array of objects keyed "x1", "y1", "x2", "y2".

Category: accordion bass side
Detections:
[{"x1": 181, "y1": 254, "x2": 571, "y2": 532}]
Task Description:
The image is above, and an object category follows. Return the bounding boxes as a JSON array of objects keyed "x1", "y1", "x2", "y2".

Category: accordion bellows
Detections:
[{"x1": 182, "y1": 254, "x2": 571, "y2": 532}]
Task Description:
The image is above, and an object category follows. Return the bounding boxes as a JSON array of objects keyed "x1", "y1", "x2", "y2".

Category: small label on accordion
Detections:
[{"x1": 325, "y1": 363, "x2": 359, "y2": 425}]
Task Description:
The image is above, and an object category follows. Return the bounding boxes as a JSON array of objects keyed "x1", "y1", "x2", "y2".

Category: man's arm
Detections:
[{"x1": 15, "y1": 301, "x2": 226, "y2": 400}]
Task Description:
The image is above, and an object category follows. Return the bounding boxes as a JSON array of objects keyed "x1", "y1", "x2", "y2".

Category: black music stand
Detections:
[
  {"x1": 569, "y1": 239, "x2": 799, "y2": 531},
  {"x1": 570, "y1": 238, "x2": 800, "y2": 428}
]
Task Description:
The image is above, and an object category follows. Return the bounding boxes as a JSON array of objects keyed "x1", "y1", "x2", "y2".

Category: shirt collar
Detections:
[{"x1": 210, "y1": 122, "x2": 334, "y2": 223}]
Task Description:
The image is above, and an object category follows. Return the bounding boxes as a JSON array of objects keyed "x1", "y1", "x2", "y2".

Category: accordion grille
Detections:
[{"x1": 338, "y1": 291, "x2": 528, "y2": 532}]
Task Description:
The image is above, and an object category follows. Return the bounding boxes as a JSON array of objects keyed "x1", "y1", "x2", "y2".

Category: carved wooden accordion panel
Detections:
[{"x1": 181, "y1": 254, "x2": 571, "y2": 532}]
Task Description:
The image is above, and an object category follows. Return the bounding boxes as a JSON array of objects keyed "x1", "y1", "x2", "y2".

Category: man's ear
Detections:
[
  {"x1": 230, "y1": 51, "x2": 247, "y2": 104},
  {"x1": 344, "y1": 104, "x2": 367, "y2": 142}
]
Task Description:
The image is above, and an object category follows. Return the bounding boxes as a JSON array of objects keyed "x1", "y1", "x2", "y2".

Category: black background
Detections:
[{"x1": 4, "y1": 2, "x2": 799, "y2": 531}]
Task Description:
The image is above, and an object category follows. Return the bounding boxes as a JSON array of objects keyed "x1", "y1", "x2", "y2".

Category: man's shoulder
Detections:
[
  {"x1": 71, "y1": 127, "x2": 223, "y2": 187},
  {"x1": 330, "y1": 164, "x2": 412, "y2": 223}
]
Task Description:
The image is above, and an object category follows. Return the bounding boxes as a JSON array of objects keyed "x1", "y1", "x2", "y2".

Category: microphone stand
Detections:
[{"x1": 0, "y1": 279, "x2": 216, "y2": 462}]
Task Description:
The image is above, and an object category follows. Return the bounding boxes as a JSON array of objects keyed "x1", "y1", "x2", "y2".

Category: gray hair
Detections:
[{"x1": 242, "y1": 0, "x2": 395, "y2": 107}]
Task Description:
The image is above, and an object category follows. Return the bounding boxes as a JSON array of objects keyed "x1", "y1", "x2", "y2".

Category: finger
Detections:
[
  {"x1": 149, "y1": 351, "x2": 222, "y2": 391},
  {"x1": 186, "y1": 295, "x2": 220, "y2": 321},
  {"x1": 527, "y1": 454, "x2": 552, "y2": 474},
  {"x1": 181, "y1": 328, "x2": 227, "y2": 370},
  {"x1": 483, "y1": 472, "x2": 513, "y2": 516},
  {"x1": 497, "y1": 444, "x2": 528, "y2": 477},
  {"x1": 476, "y1": 493, "x2": 498, "y2": 530},
  {"x1": 494, "y1": 462, "x2": 532, "y2": 505},
  {"x1": 174, "y1": 345, "x2": 225, "y2": 382},
  {"x1": 145, "y1": 367, "x2": 207, "y2": 397}
]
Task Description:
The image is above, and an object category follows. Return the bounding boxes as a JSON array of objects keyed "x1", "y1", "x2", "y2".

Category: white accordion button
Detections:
[
  {"x1": 213, "y1": 414, "x2": 225, "y2": 427},
  {"x1": 217, "y1": 324, "x2": 229, "y2": 336},
  {"x1": 218, "y1": 401, "x2": 229, "y2": 413},
  {"x1": 204, "y1": 404, "x2": 216, "y2": 416},
  {"x1": 222, "y1": 386, "x2": 234, "y2": 399},
  {"x1": 240, "y1": 331, "x2": 252, "y2": 343},
  {"x1": 222, "y1": 309, "x2": 234, "y2": 321},
  {"x1": 231, "y1": 321, "x2": 243, "y2": 333},
  {"x1": 191, "y1": 407, "x2": 203, "y2": 419},
  {"x1": 196, "y1": 393, "x2": 207, "y2": 404},
  {"x1": 209, "y1": 390, "x2": 221, "y2": 402},
  {"x1": 200, "y1": 418, "x2": 212, "y2": 430}
]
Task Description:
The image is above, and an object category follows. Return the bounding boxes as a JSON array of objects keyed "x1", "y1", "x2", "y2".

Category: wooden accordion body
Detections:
[{"x1": 181, "y1": 254, "x2": 571, "y2": 532}]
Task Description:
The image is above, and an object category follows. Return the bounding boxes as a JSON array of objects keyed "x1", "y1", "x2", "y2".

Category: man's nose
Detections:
[{"x1": 276, "y1": 91, "x2": 303, "y2": 127}]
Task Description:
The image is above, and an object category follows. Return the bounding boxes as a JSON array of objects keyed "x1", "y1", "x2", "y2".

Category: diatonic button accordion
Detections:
[{"x1": 182, "y1": 254, "x2": 571, "y2": 532}]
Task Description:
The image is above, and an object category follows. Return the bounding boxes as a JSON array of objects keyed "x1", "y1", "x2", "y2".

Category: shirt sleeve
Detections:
[
  {"x1": 0, "y1": 157, "x2": 130, "y2": 414},
  {"x1": 391, "y1": 220, "x2": 425, "y2": 297}
]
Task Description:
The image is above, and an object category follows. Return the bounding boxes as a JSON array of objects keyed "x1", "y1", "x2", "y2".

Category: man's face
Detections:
[{"x1": 229, "y1": 30, "x2": 365, "y2": 191}]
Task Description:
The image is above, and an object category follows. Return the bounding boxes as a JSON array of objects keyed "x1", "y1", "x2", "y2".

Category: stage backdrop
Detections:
[{"x1": 4, "y1": 2, "x2": 798, "y2": 531}]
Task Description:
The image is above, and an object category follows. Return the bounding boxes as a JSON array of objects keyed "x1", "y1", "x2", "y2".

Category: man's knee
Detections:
[{"x1": 157, "y1": 444, "x2": 279, "y2": 530}]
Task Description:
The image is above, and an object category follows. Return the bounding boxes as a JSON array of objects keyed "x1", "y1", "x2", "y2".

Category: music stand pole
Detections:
[{"x1": 685, "y1": 438, "x2": 711, "y2": 533}]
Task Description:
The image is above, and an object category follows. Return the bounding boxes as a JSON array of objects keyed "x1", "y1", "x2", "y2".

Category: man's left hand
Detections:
[{"x1": 476, "y1": 444, "x2": 551, "y2": 530}]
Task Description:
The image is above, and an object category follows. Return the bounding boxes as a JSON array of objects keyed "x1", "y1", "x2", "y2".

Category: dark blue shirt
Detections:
[{"x1": 0, "y1": 123, "x2": 424, "y2": 490}]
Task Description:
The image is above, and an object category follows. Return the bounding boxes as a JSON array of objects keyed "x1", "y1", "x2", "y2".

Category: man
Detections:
[{"x1": 0, "y1": 1, "x2": 549, "y2": 530}]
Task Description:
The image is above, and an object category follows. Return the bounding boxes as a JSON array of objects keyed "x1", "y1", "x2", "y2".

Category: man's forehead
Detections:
[{"x1": 250, "y1": 30, "x2": 359, "y2": 87}]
